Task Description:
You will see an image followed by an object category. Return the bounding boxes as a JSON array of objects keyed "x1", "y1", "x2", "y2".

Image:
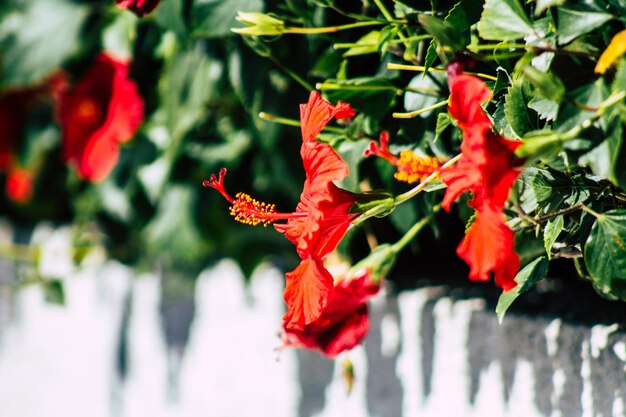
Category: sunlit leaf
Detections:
[
  {"x1": 496, "y1": 256, "x2": 549, "y2": 323},
  {"x1": 584, "y1": 209, "x2": 626, "y2": 300}
]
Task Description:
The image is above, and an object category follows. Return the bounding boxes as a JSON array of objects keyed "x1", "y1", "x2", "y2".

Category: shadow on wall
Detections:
[{"x1": 0, "y1": 226, "x2": 626, "y2": 416}]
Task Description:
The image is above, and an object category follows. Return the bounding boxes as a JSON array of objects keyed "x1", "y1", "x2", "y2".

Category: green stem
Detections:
[
  {"x1": 387, "y1": 63, "x2": 498, "y2": 81},
  {"x1": 395, "y1": 154, "x2": 462, "y2": 204},
  {"x1": 393, "y1": 100, "x2": 448, "y2": 119},
  {"x1": 372, "y1": 0, "x2": 395, "y2": 22},
  {"x1": 333, "y1": 34, "x2": 432, "y2": 49},
  {"x1": 372, "y1": 0, "x2": 412, "y2": 49},
  {"x1": 258, "y1": 112, "x2": 345, "y2": 133},
  {"x1": 581, "y1": 204, "x2": 603, "y2": 219},
  {"x1": 317, "y1": 83, "x2": 401, "y2": 93},
  {"x1": 533, "y1": 203, "x2": 584, "y2": 224},
  {"x1": 0, "y1": 242, "x2": 38, "y2": 262},
  {"x1": 467, "y1": 43, "x2": 528, "y2": 51},
  {"x1": 318, "y1": 82, "x2": 441, "y2": 97},
  {"x1": 268, "y1": 56, "x2": 313, "y2": 91},
  {"x1": 284, "y1": 20, "x2": 385, "y2": 34},
  {"x1": 391, "y1": 204, "x2": 442, "y2": 252}
]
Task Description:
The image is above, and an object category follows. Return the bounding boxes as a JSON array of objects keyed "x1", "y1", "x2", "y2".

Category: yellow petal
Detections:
[{"x1": 595, "y1": 29, "x2": 626, "y2": 74}]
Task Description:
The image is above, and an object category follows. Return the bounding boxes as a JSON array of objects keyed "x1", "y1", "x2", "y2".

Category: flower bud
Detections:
[
  {"x1": 231, "y1": 12, "x2": 285, "y2": 36},
  {"x1": 350, "y1": 190, "x2": 396, "y2": 224}
]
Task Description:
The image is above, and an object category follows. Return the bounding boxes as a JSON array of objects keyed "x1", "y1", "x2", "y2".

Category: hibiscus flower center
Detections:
[
  {"x1": 74, "y1": 99, "x2": 101, "y2": 124},
  {"x1": 394, "y1": 151, "x2": 442, "y2": 184},
  {"x1": 203, "y1": 168, "x2": 306, "y2": 227}
]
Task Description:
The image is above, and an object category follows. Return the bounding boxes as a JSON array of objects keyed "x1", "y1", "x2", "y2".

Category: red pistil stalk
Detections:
[
  {"x1": 203, "y1": 168, "x2": 306, "y2": 227},
  {"x1": 365, "y1": 131, "x2": 443, "y2": 184},
  {"x1": 364, "y1": 131, "x2": 397, "y2": 164}
]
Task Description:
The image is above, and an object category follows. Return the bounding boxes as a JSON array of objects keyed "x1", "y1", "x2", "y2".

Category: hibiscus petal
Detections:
[
  {"x1": 283, "y1": 268, "x2": 380, "y2": 357},
  {"x1": 77, "y1": 128, "x2": 121, "y2": 182},
  {"x1": 448, "y1": 74, "x2": 492, "y2": 128},
  {"x1": 299, "y1": 91, "x2": 355, "y2": 143},
  {"x1": 440, "y1": 157, "x2": 482, "y2": 211},
  {"x1": 283, "y1": 257, "x2": 334, "y2": 330},
  {"x1": 456, "y1": 206, "x2": 518, "y2": 289}
]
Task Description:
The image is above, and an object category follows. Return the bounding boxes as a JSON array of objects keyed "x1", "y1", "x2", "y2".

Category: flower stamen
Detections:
[
  {"x1": 394, "y1": 151, "x2": 442, "y2": 184},
  {"x1": 365, "y1": 132, "x2": 442, "y2": 184},
  {"x1": 204, "y1": 168, "x2": 308, "y2": 227},
  {"x1": 230, "y1": 192, "x2": 277, "y2": 227}
]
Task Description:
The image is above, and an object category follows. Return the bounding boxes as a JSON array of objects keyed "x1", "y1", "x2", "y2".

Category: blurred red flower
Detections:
[
  {"x1": 0, "y1": 74, "x2": 65, "y2": 204},
  {"x1": 6, "y1": 168, "x2": 34, "y2": 204},
  {"x1": 58, "y1": 53, "x2": 143, "y2": 183},
  {"x1": 283, "y1": 268, "x2": 380, "y2": 358},
  {"x1": 0, "y1": 91, "x2": 28, "y2": 173},
  {"x1": 440, "y1": 73, "x2": 522, "y2": 291},
  {"x1": 115, "y1": 0, "x2": 160, "y2": 17}
]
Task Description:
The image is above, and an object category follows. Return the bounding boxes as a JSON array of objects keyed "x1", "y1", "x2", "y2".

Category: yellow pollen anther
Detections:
[
  {"x1": 394, "y1": 151, "x2": 442, "y2": 184},
  {"x1": 230, "y1": 192, "x2": 277, "y2": 227}
]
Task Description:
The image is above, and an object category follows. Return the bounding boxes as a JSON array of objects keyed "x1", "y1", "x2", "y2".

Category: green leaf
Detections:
[
  {"x1": 584, "y1": 209, "x2": 626, "y2": 300},
  {"x1": 516, "y1": 129, "x2": 561, "y2": 161},
  {"x1": 141, "y1": 46, "x2": 219, "y2": 201},
  {"x1": 102, "y1": 12, "x2": 137, "y2": 60},
  {"x1": 535, "y1": 0, "x2": 566, "y2": 16},
  {"x1": 528, "y1": 96, "x2": 559, "y2": 121},
  {"x1": 337, "y1": 139, "x2": 371, "y2": 192},
  {"x1": 420, "y1": 0, "x2": 482, "y2": 65},
  {"x1": 154, "y1": 0, "x2": 188, "y2": 38},
  {"x1": 579, "y1": 120, "x2": 623, "y2": 183},
  {"x1": 521, "y1": 65, "x2": 565, "y2": 101},
  {"x1": 612, "y1": 57, "x2": 626, "y2": 94},
  {"x1": 343, "y1": 31, "x2": 379, "y2": 57},
  {"x1": 404, "y1": 72, "x2": 446, "y2": 117},
  {"x1": 144, "y1": 186, "x2": 205, "y2": 267},
  {"x1": 544, "y1": 215, "x2": 564, "y2": 259},
  {"x1": 43, "y1": 279, "x2": 65, "y2": 306},
  {"x1": 319, "y1": 78, "x2": 397, "y2": 119},
  {"x1": 394, "y1": 1, "x2": 418, "y2": 18},
  {"x1": 446, "y1": 0, "x2": 484, "y2": 33},
  {"x1": 0, "y1": 0, "x2": 88, "y2": 87},
  {"x1": 496, "y1": 257, "x2": 549, "y2": 323},
  {"x1": 435, "y1": 112, "x2": 452, "y2": 141},
  {"x1": 504, "y1": 81, "x2": 534, "y2": 137},
  {"x1": 193, "y1": 0, "x2": 263, "y2": 38},
  {"x1": 493, "y1": 67, "x2": 510, "y2": 96},
  {"x1": 423, "y1": 42, "x2": 439, "y2": 73},
  {"x1": 556, "y1": 7, "x2": 613, "y2": 45},
  {"x1": 477, "y1": 0, "x2": 533, "y2": 40},
  {"x1": 557, "y1": 80, "x2": 606, "y2": 131},
  {"x1": 418, "y1": 14, "x2": 464, "y2": 53}
]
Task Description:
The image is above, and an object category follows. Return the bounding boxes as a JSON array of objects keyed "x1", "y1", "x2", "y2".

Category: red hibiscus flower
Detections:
[
  {"x1": 283, "y1": 268, "x2": 380, "y2": 358},
  {"x1": 0, "y1": 91, "x2": 27, "y2": 173},
  {"x1": 440, "y1": 73, "x2": 522, "y2": 291},
  {"x1": 58, "y1": 53, "x2": 144, "y2": 183},
  {"x1": 115, "y1": 0, "x2": 160, "y2": 17},
  {"x1": 205, "y1": 92, "x2": 359, "y2": 330},
  {"x1": 6, "y1": 168, "x2": 34, "y2": 204},
  {"x1": 0, "y1": 74, "x2": 65, "y2": 204}
]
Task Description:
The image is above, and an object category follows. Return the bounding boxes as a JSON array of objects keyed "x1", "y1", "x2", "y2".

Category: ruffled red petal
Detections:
[
  {"x1": 283, "y1": 258, "x2": 334, "y2": 330},
  {"x1": 299, "y1": 91, "x2": 355, "y2": 143},
  {"x1": 456, "y1": 206, "x2": 518, "y2": 290},
  {"x1": 283, "y1": 269, "x2": 380, "y2": 357},
  {"x1": 442, "y1": 72, "x2": 522, "y2": 290}
]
